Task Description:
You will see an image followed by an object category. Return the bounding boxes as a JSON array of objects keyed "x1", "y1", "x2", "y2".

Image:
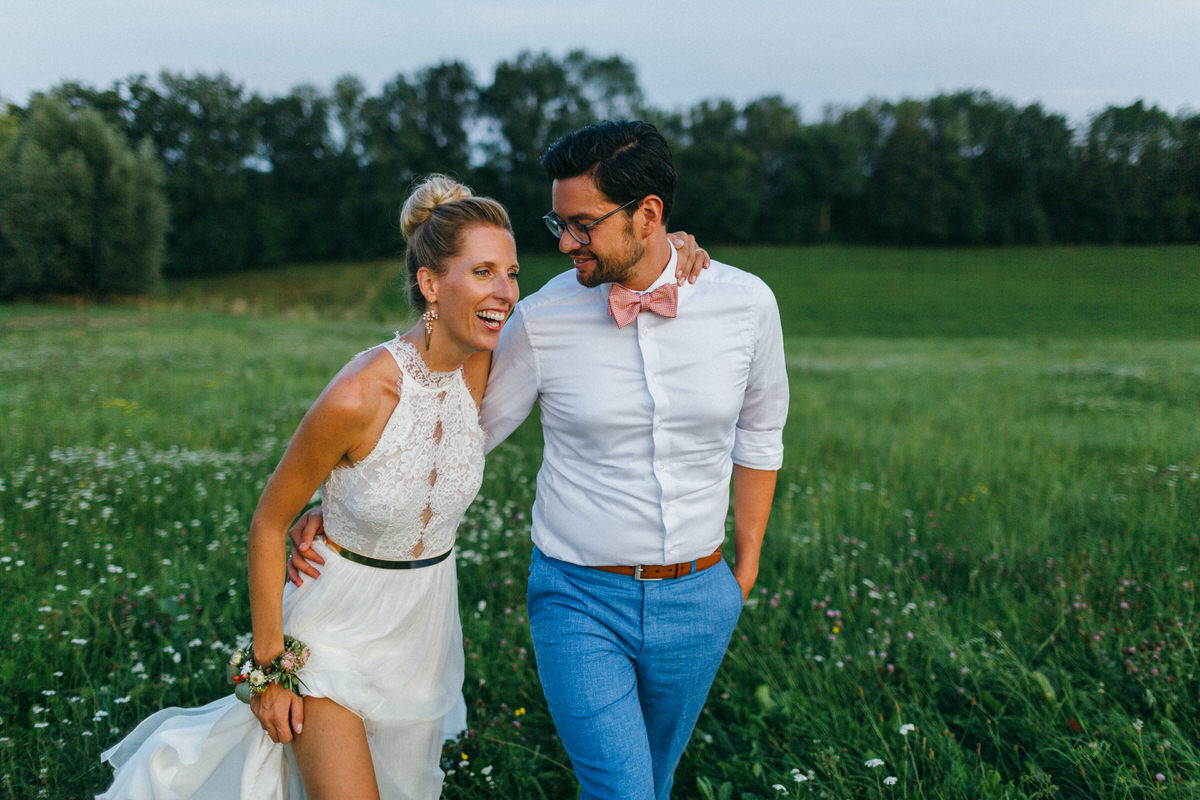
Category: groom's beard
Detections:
[{"x1": 574, "y1": 223, "x2": 645, "y2": 288}]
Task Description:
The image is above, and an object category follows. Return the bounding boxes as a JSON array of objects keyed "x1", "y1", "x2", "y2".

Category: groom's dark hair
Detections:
[{"x1": 541, "y1": 120, "x2": 676, "y2": 225}]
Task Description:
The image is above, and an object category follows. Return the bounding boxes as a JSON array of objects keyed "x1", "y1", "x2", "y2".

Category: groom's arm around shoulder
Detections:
[{"x1": 480, "y1": 301, "x2": 541, "y2": 454}]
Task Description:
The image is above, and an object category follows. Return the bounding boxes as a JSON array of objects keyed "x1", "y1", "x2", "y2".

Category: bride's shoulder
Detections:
[{"x1": 317, "y1": 345, "x2": 402, "y2": 423}]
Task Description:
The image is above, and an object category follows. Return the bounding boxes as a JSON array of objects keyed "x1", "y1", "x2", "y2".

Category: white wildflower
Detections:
[{"x1": 791, "y1": 767, "x2": 813, "y2": 783}]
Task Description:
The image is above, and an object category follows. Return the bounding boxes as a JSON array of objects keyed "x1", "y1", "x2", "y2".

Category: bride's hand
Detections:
[
  {"x1": 668, "y1": 231, "x2": 710, "y2": 285},
  {"x1": 250, "y1": 683, "x2": 305, "y2": 744}
]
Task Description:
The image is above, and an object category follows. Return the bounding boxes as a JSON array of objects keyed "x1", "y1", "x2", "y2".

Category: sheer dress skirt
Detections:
[
  {"x1": 99, "y1": 538, "x2": 466, "y2": 800},
  {"x1": 281, "y1": 537, "x2": 466, "y2": 794}
]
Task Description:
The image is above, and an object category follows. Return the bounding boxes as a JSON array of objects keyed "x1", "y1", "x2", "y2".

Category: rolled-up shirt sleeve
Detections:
[
  {"x1": 732, "y1": 285, "x2": 788, "y2": 470},
  {"x1": 480, "y1": 303, "x2": 540, "y2": 454}
]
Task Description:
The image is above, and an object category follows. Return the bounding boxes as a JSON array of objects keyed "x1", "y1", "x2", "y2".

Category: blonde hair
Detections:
[{"x1": 400, "y1": 174, "x2": 512, "y2": 310}]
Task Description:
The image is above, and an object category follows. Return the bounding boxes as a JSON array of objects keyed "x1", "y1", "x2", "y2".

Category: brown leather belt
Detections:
[{"x1": 590, "y1": 548, "x2": 723, "y2": 581}]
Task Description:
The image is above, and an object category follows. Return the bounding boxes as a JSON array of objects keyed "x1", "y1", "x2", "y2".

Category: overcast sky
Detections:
[{"x1": 3, "y1": 0, "x2": 1197, "y2": 125}]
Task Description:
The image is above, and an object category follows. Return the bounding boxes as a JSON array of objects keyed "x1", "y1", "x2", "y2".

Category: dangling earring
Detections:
[{"x1": 422, "y1": 306, "x2": 438, "y2": 349}]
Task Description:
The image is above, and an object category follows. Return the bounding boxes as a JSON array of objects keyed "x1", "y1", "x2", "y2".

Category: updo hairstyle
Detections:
[{"x1": 400, "y1": 174, "x2": 512, "y2": 311}]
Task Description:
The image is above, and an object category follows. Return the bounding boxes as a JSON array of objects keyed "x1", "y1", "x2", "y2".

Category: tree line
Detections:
[{"x1": 2, "y1": 50, "x2": 1198, "y2": 294}]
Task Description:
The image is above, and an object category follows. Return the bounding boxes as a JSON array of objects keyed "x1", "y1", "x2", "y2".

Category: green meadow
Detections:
[{"x1": 1, "y1": 245, "x2": 1198, "y2": 798}]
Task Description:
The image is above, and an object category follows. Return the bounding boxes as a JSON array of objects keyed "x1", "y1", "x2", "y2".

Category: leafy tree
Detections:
[
  {"x1": 355, "y1": 61, "x2": 481, "y2": 257},
  {"x1": 741, "y1": 96, "x2": 808, "y2": 241},
  {"x1": 18, "y1": 61, "x2": 1200, "y2": 258},
  {"x1": 806, "y1": 116, "x2": 871, "y2": 241},
  {"x1": 411, "y1": 61, "x2": 478, "y2": 175},
  {"x1": 1080, "y1": 101, "x2": 1177, "y2": 242},
  {"x1": 1004, "y1": 103, "x2": 1075, "y2": 243},
  {"x1": 674, "y1": 99, "x2": 762, "y2": 242},
  {"x1": 566, "y1": 50, "x2": 644, "y2": 121},
  {"x1": 1171, "y1": 112, "x2": 1200, "y2": 240},
  {"x1": 861, "y1": 99, "x2": 985, "y2": 244},
  {"x1": 738, "y1": 96, "x2": 864, "y2": 242},
  {"x1": 328, "y1": 74, "x2": 387, "y2": 259},
  {"x1": 0, "y1": 104, "x2": 18, "y2": 270},
  {"x1": 0, "y1": 96, "x2": 168, "y2": 296},
  {"x1": 0, "y1": 102, "x2": 17, "y2": 149},
  {"x1": 250, "y1": 84, "x2": 338, "y2": 263},
  {"x1": 116, "y1": 72, "x2": 259, "y2": 274},
  {"x1": 478, "y1": 50, "x2": 643, "y2": 246},
  {"x1": 40, "y1": 73, "x2": 263, "y2": 272}
]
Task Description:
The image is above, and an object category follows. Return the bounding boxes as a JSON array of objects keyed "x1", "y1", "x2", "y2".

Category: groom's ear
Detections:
[{"x1": 635, "y1": 195, "x2": 665, "y2": 237}]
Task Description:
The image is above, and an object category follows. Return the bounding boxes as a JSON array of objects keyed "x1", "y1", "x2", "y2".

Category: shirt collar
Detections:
[{"x1": 612, "y1": 245, "x2": 677, "y2": 295}]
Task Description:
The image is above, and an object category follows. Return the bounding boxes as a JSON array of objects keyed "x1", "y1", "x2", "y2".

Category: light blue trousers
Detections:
[{"x1": 527, "y1": 547, "x2": 744, "y2": 800}]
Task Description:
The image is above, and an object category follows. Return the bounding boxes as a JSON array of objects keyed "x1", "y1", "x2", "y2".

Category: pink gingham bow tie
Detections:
[{"x1": 607, "y1": 282, "x2": 678, "y2": 328}]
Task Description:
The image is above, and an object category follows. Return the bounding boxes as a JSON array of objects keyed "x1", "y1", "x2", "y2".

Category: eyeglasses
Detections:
[{"x1": 542, "y1": 197, "x2": 642, "y2": 245}]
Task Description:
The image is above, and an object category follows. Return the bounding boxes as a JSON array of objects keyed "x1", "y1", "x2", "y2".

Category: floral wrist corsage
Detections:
[{"x1": 227, "y1": 635, "x2": 310, "y2": 703}]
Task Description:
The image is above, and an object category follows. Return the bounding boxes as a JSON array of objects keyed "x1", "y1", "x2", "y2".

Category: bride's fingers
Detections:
[
  {"x1": 290, "y1": 693, "x2": 305, "y2": 736},
  {"x1": 269, "y1": 708, "x2": 292, "y2": 744},
  {"x1": 668, "y1": 231, "x2": 710, "y2": 285},
  {"x1": 252, "y1": 690, "x2": 294, "y2": 743}
]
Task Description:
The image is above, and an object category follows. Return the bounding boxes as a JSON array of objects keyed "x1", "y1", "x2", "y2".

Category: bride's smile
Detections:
[{"x1": 417, "y1": 225, "x2": 519, "y2": 371}]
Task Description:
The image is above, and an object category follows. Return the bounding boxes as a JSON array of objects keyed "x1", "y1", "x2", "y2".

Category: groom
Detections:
[
  {"x1": 291, "y1": 121, "x2": 788, "y2": 798},
  {"x1": 478, "y1": 120, "x2": 788, "y2": 798}
]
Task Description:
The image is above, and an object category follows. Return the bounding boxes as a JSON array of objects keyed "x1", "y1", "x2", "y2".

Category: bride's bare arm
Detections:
[{"x1": 248, "y1": 368, "x2": 379, "y2": 742}]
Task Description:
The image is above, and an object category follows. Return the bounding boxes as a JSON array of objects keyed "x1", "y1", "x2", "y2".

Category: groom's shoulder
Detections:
[
  {"x1": 516, "y1": 270, "x2": 596, "y2": 317},
  {"x1": 697, "y1": 259, "x2": 777, "y2": 304}
]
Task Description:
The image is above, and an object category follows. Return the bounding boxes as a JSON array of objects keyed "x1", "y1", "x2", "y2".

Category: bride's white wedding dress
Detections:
[{"x1": 99, "y1": 337, "x2": 484, "y2": 799}]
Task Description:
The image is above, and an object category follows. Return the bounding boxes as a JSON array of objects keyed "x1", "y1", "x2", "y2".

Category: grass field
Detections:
[{"x1": 1, "y1": 246, "x2": 1198, "y2": 798}]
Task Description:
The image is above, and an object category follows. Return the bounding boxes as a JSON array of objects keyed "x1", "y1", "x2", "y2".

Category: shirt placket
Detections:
[{"x1": 637, "y1": 311, "x2": 672, "y2": 563}]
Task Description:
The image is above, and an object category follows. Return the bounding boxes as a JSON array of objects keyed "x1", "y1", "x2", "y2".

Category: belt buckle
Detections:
[{"x1": 633, "y1": 564, "x2": 663, "y2": 582}]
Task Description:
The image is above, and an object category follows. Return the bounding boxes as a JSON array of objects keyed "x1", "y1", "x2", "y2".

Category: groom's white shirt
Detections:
[{"x1": 481, "y1": 245, "x2": 788, "y2": 567}]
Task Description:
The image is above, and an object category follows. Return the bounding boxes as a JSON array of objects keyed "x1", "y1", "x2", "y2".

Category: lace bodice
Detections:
[{"x1": 322, "y1": 337, "x2": 484, "y2": 560}]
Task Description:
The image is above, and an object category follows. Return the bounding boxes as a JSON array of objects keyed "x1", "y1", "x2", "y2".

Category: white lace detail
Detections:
[{"x1": 322, "y1": 337, "x2": 484, "y2": 560}]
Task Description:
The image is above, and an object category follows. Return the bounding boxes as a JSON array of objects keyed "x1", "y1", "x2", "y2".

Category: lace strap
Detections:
[{"x1": 383, "y1": 336, "x2": 463, "y2": 391}]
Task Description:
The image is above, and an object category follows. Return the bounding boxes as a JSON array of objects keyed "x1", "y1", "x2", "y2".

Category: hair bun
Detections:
[{"x1": 400, "y1": 174, "x2": 473, "y2": 239}]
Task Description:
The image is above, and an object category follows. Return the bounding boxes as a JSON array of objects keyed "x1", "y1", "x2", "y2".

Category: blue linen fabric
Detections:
[{"x1": 527, "y1": 547, "x2": 744, "y2": 799}]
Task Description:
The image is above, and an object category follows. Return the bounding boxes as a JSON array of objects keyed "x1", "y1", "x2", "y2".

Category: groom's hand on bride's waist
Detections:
[{"x1": 287, "y1": 507, "x2": 326, "y2": 586}]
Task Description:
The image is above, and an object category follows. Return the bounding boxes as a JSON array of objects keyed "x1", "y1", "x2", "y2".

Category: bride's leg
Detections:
[{"x1": 291, "y1": 696, "x2": 380, "y2": 800}]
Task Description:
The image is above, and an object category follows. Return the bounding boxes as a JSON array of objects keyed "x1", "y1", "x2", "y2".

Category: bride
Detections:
[
  {"x1": 99, "y1": 174, "x2": 706, "y2": 799},
  {"x1": 100, "y1": 175, "x2": 513, "y2": 799}
]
